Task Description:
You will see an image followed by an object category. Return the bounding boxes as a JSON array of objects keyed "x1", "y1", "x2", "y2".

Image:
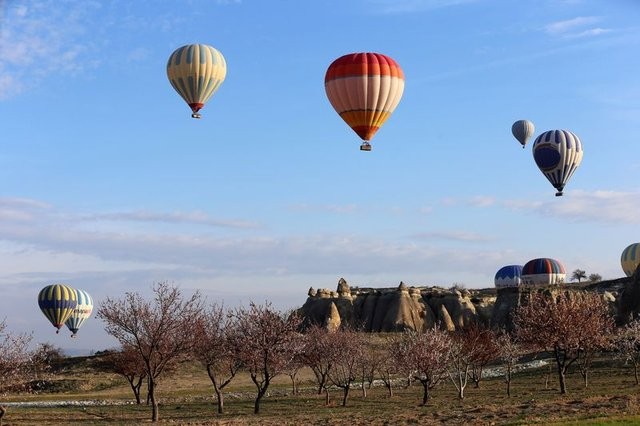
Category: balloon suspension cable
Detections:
[{"x1": 191, "y1": 112, "x2": 202, "y2": 119}]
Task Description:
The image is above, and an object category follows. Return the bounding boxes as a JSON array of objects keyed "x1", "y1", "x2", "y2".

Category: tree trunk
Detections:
[
  {"x1": 635, "y1": 362, "x2": 639, "y2": 385},
  {"x1": 133, "y1": 379, "x2": 142, "y2": 405},
  {"x1": 583, "y1": 369, "x2": 588, "y2": 388},
  {"x1": 325, "y1": 387, "x2": 330, "y2": 405},
  {"x1": 341, "y1": 385, "x2": 350, "y2": 407},
  {"x1": 0, "y1": 405, "x2": 6, "y2": 426},
  {"x1": 149, "y1": 376, "x2": 159, "y2": 422},
  {"x1": 420, "y1": 381, "x2": 430, "y2": 406},
  {"x1": 386, "y1": 382, "x2": 393, "y2": 398},
  {"x1": 506, "y1": 364, "x2": 512, "y2": 397},
  {"x1": 215, "y1": 388, "x2": 224, "y2": 414},
  {"x1": 555, "y1": 348, "x2": 568, "y2": 395},
  {"x1": 361, "y1": 381, "x2": 367, "y2": 398},
  {"x1": 290, "y1": 374, "x2": 297, "y2": 395}
]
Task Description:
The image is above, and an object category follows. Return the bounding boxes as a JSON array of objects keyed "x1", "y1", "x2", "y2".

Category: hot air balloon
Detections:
[
  {"x1": 38, "y1": 284, "x2": 77, "y2": 333},
  {"x1": 65, "y1": 289, "x2": 93, "y2": 337},
  {"x1": 521, "y1": 258, "x2": 566, "y2": 286},
  {"x1": 511, "y1": 120, "x2": 534, "y2": 148},
  {"x1": 324, "y1": 52, "x2": 405, "y2": 151},
  {"x1": 532, "y1": 130, "x2": 583, "y2": 196},
  {"x1": 621, "y1": 243, "x2": 640, "y2": 277},
  {"x1": 166, "y1": 44, "x2": 227, "y2": 119},
  {"x1": 495, "y1": 265, "x2": 523, "y2": 288}
]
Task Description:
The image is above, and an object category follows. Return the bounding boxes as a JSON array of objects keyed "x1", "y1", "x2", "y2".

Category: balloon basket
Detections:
[
  {"x1": 555, "y1": 192, "x2": 563, "y2": 197},
  {"x1": 360, "y1": 142, "x2": 372, "y2": 151},
  {"x1": 191, "y1": 113, "x2": 202, "y2": 119}
]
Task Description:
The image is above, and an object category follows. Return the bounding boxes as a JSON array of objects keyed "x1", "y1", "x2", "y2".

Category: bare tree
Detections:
[
  {"x1": 300, "y1": 324, "x2": 334, "y2": 397},
  {"x1": 571, "y1": 269, "x2": 587, "y2": 283},
  {"x1": 465, "y1": 325, "x2": 500, "y2": 389},
  {"x1": 192, "y1": 304, "x2": 240, "y2": 414},
  {"x1": 588, "y1": 273, "x2": 602, "y2": 283},
  {"x1": 614, "y1": 319, "x2": 640, "y2": 385},
  {"x1": 325, "y1": 327, "x2": 365, "y2": 406},
  {"x1": 514, "y1": 291, "x2": 614, "y2": 394},
  {"x1": 495, "y1": 330, "x2": 523, "y2": 397},
  {"x1": 377, "y1": 338, "x2": 400, "y2": 398},
  {"x1": 448, "y1": 332, "x2": 474, "y2": 400},
  {"x1": 97, "y1": 281, "x2": 204, "y2": 422},
  {"x1": 357, "y1": 338, "x2": 384, "y2": 398},
  {"x1": 0, "y1": 320, "x2": 32, "y2": 426},
  {"x1": 232, "y1": 302, "x2": 302, "y2": 414},
  {"x1": 99, "y1": 346, "x2": 147, "y2": 404},
  {"x1": 397, "y1": 328, "x2": 452, "y2": 405}
]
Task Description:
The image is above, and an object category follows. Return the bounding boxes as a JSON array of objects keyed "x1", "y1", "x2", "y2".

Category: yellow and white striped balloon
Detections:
[{"x1": 167, "y1": 44, "x2": 227, "y2": 118}]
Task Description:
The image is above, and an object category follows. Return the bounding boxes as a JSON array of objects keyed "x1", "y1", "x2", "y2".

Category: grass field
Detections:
[{"x1": 3, "y1": 355, "x2": 640, "y2": 425}]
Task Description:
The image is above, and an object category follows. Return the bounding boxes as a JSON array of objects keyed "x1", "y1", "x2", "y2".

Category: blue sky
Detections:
[{"x1": 0, "y1": 0, "x2": 639, "y2": 351}]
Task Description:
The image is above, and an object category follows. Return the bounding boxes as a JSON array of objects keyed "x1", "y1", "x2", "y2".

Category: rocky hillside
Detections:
[{"x1": 298, "y1": 274, "x2": 638, "y2": 332}]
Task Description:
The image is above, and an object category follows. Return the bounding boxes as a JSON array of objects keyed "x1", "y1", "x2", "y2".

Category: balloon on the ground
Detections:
[
  {"x1": 621, "y1": 243, "x2": 640, "y2": 277},
  {"x1": 495, "y1": 265, "x2": 523, "y2": 288},
  {"x1": 324, "y1": 52, "x2": 404, "y2": 151},
  {"x1": 65, "y1": 288, "x2": 94, "y2": 337},
  {"x1": 532, "y1": 130, "x2": 583, "y2": 196},
  {"x1": 167, "y1": 44, "x2": 227, "y2": 119},
  {"x1": 38, "y1": 284, "x2": 78, "y2": 333},
  {"x1": 511, "y1": 120, "x2": 534, "y2": 148},
  {"x1": 521, "y1": 258, "x2": 566, "y2": 285}
]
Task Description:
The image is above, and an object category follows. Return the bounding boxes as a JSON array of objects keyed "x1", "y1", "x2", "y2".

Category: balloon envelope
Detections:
[
  {"x1": 166, "y1": 44, "x2": 227, "y2": 118},
  {"x1": 324, "y1": 52, "x2": 404, "y2": 149},
  {"x1": 495, "y1": 265, "x2": 523, "y2": 288},
  {"x1": 621, "y1": 243, "x2": 640, "y2": 277},
  {"x1": 511, "y1": 120, "x2": 534, "y2": 148},
  {"x1": 38, "y1": 284, "x2": 77, "y2": 332},
  {"x1": 532, "y1": 130, "x2": 583, "y2": 196},
  {"x1": 65, "y1": 289, "x2": 93, "y2": 336},
  {"x1": 521, "y1": 258, "x2": 566, "y2": 285}
]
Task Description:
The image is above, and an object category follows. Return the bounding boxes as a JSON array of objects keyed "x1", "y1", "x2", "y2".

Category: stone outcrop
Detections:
[{"x1": 299, "y1": 276, "x2": 636, "y2": 332}]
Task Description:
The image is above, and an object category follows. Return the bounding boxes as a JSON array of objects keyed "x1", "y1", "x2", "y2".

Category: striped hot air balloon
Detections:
[
  {"x1": 325, "y1": 52, "x2": 405, "y2": 151},
  {"x1": 621, "y1": 243, "x2": 640, "y2": 277},
  {"x1": 532, "y1": 130, "x2": 583, "y2": 196},
  {"x1": 65, "y1": 289, "x2": 93, "y2": 337},
  {"x1": 38, "y1": 284, "x2": 77, "y2": 333},
  {"x1": 521, "y1": 258, "x2": 566, "y2": 286},
  {"x1": 166, "y1": 44, "x2": 227, "y2": 119},
  {"x1": 511, "y1": 119, "x2": 534, "y2": 148},
  {"x1": 494, "y1": 265, "x2": 523, "y2": 288}
]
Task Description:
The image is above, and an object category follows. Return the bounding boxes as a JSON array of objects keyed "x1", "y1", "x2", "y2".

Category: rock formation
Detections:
[{"x1": 299, "y1": 276, "x2": 635, "y2": 332}]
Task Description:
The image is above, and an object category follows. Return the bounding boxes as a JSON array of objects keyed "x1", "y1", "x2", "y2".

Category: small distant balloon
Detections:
[
  {"x1": 166, "y1": 44, "x2": 227, "y2": 119},
  {"x1": 65, "y1": 289, "x2": 93, "y2": 337},
  {"x1": 511, "y1": 120, "x2": 534, "y2": 148},
  {"x1": 521, "y1": 258, "x2": 566, "y2": 285},
  {"x1": 494, "y1": 265, "x2": 523, "y2": 288},
  {"x1": 532, "y1": 130, "x2": 583, "y2": 196},
  {"x1": 621, "y1": 243, "x2": 640, "y2": 277},
  {"x1": 38, "y1": 284, "x2": 77, "y2": 333},
  {"x1": 324, "y1": 52, "x2": 405, "y2": 151}
]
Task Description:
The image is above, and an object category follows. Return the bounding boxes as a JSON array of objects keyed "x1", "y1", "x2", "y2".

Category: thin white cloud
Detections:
[
  {"x1": 0, "y1": 0, "x2": 101, "y2": 98},
  {"x1": 503, "y1": 190, "x2": 640, "y2": 224},
  {"x1": 288, "y1": 203, "x2": 359, "y2": 214},
  {"x1": 411, "y1": 231, "x2": 493, "y2": 242},
  {"x1": 544, "y1": 16, "x2": 610, "y2": 39},
  {"x1": 85, "y1": 210, "x2": 261, "y2": 230},
  {"x1": 365, "y1": 0, "x2": 479, "y2": 14},
  {"x1": 468, "y1": 196, "x2": 495, "y2": 208},
  {"x1": 545, "y1": 16, "x2": 600, "y2": 35}
]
